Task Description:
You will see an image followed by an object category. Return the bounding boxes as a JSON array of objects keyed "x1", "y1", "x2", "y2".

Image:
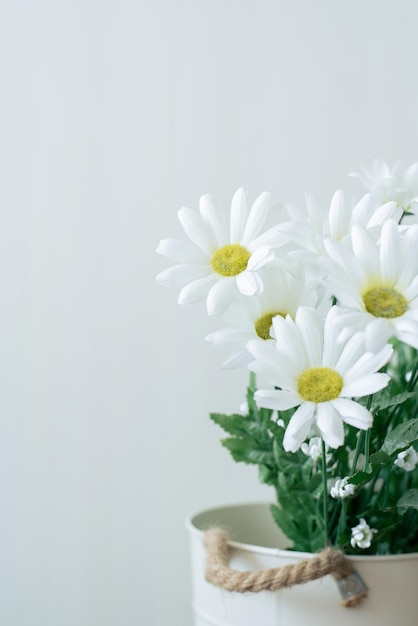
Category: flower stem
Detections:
[
  {"x1": 364, "y1": 395, "x2": 373, "y2": 473},
  {"x1": 321, "y1": 438, "x2": 329, "y2": 546},
  {"x1": 249, "y1": 370, "x2": 256, "y2": 392},
  {"x1": 364, "y1": 429, "x2": 371, "y2": 473},
  {"x1": 351, "y1": 430, "x2": 365, "y2": 474},
  {"x1": 407, "y1": 355, "x2": 418, "y2": 391},
  {"x1": 337, "y1": 499, "x2": 347, "y2": 547}
]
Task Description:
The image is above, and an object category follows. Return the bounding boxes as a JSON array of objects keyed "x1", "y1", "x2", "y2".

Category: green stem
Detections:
[
  {"x1": 321, "y1": 439, "x2": 329, "y2": 546},
  {"x1": 408, "y1": 355, "x2": 418, "y2": 391},
  {"x1": 249, "y1": 370, "x2": 256, "y2": 392},
  {"x1": 364, "y1": 429, "x2": 371, "y2": 473},
  {"x1": 351, "y1": 431, "x2": 365, "y2": 474},
  {"x1": 337, "y1": 499, "x2": 347, "y2": 548},
  {"x1": 364, "y1": 395, "x2": 373, "y2": 473}
]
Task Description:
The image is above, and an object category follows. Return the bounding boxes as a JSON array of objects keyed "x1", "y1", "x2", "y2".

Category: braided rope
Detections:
[{"x1": 204, "y1": 528, "x2": 367, "y2": 607}]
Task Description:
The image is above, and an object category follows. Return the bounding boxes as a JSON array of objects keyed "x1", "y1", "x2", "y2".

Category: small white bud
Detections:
[
  {"x1": 301, "y1": 437, "x2": 322, "y2": 462},
  {"x1": 350, "y1": 518, "x2": 377, "y2": 549},
  {"x1": 394, "y1": 446, "x2": 418, "y2": 472},
  {"x1": 330, "y1": 477, "x2": 355, "y2": 499}
]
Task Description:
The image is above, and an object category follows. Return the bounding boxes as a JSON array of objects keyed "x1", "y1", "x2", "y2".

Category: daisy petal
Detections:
[
  {"x1": 283, "y1": 402, "x2": 316, "y2": 452},
  {"x1": 207, "y1": 278, "x2": 237, "y2": 316},
  {"x1": 396, "y1": 331, "x2": 418, "y2": 349},
  {"x1": 316, "y1": 403, "x2": 344, "y2": 449},
  {"x1": 397, "y1": 224, "x2": 418, "y2": 286},
  {"x1": 221, "y1": 350, "x2": 252, "y2": 369},
  {"x1": 254, "y1": 389, "x2": 301, "y2": 411},
  {"x1": 178, "y1": 206, "x2": 216, "y2": 253},
  {"x1": 335, "y1": 332, "x2": 366, "y2": 375},
  {"x1": 230, "y1": 188, "x2": 248, "y2": 243},
  {"x1": 223, "y1": 300, "x2": 257, "y2": 330},
  {"x1": 343, "y1": 343, "x2": 393, "y2": 383},
  {"x1": 323, "y1": 238, "x2": 365, "y2": 290},
  {"x1": 156, "y1": 238, "x2": 208, "y2": 263},
  {"x1": 322, "y1": 306, "x2": 345, "y2": 367},
  {"x1": 247, "y1": 245, "x2": 275, "y2": 270},
  {"x1": 296, "y1": 306, "x2": 323, "y2": 366},
  {"x1": 199, "y1": 195, "x2": 227, "y2": 246},
  {"x1": 337, "y1": 312, "x2": 372, "y2": 343},
  {"x1": 351, "y1": 193, "x2": 373, "y2": 225},
  {"x1": 365, "y1": 319, "x2": 394, "y2": 352},
  {"x1": 236, "y1": 270, "x2": 263, "y2": 296},
  {"x1": 367, "y1": 201, "x2": 401, "y2": 227},
  {"x1": 205, "y1": 328, "x2": 250, "y2": 345},
  {"x1": 342, "y1": 372, "x2": 390, "y2": 397},
  {"x1": 351, "y1": 225, "x2": 380, "y2": 278},
  {"x1": 178, "y1": 274, "x2": 218, "y2": 306},
  {"x1": 241, "y1": 192, "x2": 271, "y2": 246},
  {"x1": 271, "y1": 314, "x2": 309, "y2": 371},
  {"x1": 328, "y1": 190, "x2": 348, "y2": 240},
  {"x1": 380, "y1": 220, "x2": 401, "y2": 284},
  {"x1": 247, "y1": 340, "x2": 298, "y2": 389},
  {"x1": 331, "y1": 398, "x2": 373, "y2": 430},
  {"x1": 156, "y1": 264, "x2": 210, "y2": 288},
  {"x1": 404, "y1": 275, "x2": 418, "y2": 301}
]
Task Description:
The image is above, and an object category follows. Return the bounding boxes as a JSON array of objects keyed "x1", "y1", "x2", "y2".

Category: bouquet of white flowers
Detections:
[{"x1": 156, "y1": 159, "x2": 418, "y2": 556}]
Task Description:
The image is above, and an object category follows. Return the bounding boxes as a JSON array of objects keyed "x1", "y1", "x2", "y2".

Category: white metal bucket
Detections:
[{"x1": 186, "y1": 502, "x2": 418, "y2": 626}]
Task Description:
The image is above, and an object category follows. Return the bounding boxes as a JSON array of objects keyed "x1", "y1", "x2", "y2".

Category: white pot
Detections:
[{"x1": 186, "y1": 502, "x2": 418, "y2": 626}]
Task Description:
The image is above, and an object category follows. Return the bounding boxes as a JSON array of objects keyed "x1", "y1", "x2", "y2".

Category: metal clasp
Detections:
[{"x1": 336, "y1": 571, "x2": 368, "y2": 602}]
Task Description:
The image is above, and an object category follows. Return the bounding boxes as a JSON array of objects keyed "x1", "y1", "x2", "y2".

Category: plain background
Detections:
[{"x1": 1, "y1": 1, "x2": 418, "y2": 625}]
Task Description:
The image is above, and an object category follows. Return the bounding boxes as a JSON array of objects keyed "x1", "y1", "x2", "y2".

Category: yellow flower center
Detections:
[
  {"x1": 298, "y1": 367, "x2": 343, "y2": 403},
  {"x1": 211, "y1": 244, "x2": 251, "y2": 277},
  {"x1": 255, "y1": 312, "x2": 286, "y2": 340},
  {"x1": 363, "y1": 287, "x2": 408, "y2": 319}
]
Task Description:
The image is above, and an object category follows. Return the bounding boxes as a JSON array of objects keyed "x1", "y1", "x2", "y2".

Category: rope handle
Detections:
[{"x1": 204, "y1": 528, "x2": 368, "y2": 608}]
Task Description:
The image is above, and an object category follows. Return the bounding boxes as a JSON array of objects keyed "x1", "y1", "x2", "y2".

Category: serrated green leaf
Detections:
[
  {"x1": 270, "y1": 504, "x2": 309, "y2": 549},
  {"x1": 382, "y1": 418, "x2": 418, "y2": 456},
  {"x1": 397, "y1": 489, "x2": 418, "y2": 513},
  {"x1": 220, "y1": 437, "x2": 274, "y2": 465},
  {"x1": 372, "y1": 390, "x2": 415, "y2": 412},
  {"x1": 258, "y1": 463, "x2": 277, "y2": 485},
  {"x1": 210, "y1": 412, "x2": 251, "y2": 437}
]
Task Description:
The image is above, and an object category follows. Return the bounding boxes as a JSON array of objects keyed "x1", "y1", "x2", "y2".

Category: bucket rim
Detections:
[{"x1": 185, "y1": 500, "x2": 418, "y2": 563}]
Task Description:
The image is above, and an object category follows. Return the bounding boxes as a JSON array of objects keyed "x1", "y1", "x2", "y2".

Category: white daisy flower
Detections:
[
  {"x1": 330, "y1": 477, "x2": 355, "y2": 499},
  {"x1": 283, "y1": 191, "x2": 401, "y2": 254},
  {"x1": 351, "y1": 158, "x2": 418, "y2": 214},
  {"x1": 205, "y1": 264, "x2": 318, "y2": 368},
  {"x1": 323, "y1": 220, "x2": 418, "y2": 351},
  {"x1": 350, "y1": 518, "x2": 377, "y2": 549},
  {"x1": 394, "y1": 446, "x2": 418, "y2": 472},
  {"x1": 156, "y1": 188, "x2": 283, "y2": 316},
  {"x1": 246, "y1": 306, "x2": 392, "y2": 452}
]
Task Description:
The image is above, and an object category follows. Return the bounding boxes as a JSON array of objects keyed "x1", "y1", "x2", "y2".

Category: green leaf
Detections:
[
  {"x1": 210, "y1": 412, "x2": 251, "y2": 437},
  {"x1": 370, "y1": 450, "x2": 392, "y2": 468},
  {"x1": 397, "y1": 489, "x2": 418, "y2": 514},
  {"x1": 372, "y1": 391, "x2": 415, "y2": 412},
  {"x1": 258, "y1": 464, "x2": 276, "y2": 485},
  {"x1": 382, "y1": 418, "x2": 418, "y2": 456},
  {"x1": 309, "y1": 472, "x2": 323, "y2": 493},
  {"x1": 272, "y1": 438, "x2": 283, "y2": 466},
  {"x1": 220, "y1": 437, "x2": 274, "y2": 465},
  {"x1": 348, "y1": 470, "x2": 371, "y2": 487},
  {"x1": 270, "y1": 504, "x2": 310, "y2": 550},
  {"x1": 348, "y1": 450, "x2": 391, "y2": 486}
]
